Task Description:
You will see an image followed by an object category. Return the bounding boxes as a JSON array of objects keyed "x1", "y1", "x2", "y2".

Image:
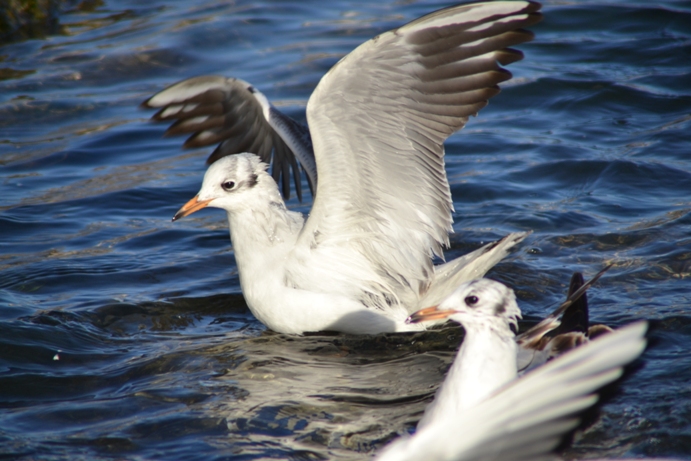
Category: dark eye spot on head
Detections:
[
  {"x1": 247, "y1": 173, "x2": 258, "y2": 188},
  {"x1": 247, "y1": 85, "x2": 256, "y2": 94},
  {"x1": 465, "y1": 295, "x2": 479, "y2": 307},
  {"x1": 222, "y1": 180, "x2": 235, "y2": 191},
  {"x1": 494, "y1": 299, "x2": 507, "y2": 315}
]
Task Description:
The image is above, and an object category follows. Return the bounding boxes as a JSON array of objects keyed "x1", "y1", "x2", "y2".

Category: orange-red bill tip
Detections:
[
  {"x1": 172, "y1": 195, "x2": 212, "y2": 222},
  {"x1": 406, "y1": 306, "x2": 456, "y2": 324}
]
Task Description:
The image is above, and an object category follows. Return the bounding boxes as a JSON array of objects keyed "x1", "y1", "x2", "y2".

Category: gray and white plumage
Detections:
[
  {"x1": 379, "y1": 278, "x2": 648, "y2": 461},
  {"x1": 151, "y1": 2, "x2": 543, "y2": 334}
]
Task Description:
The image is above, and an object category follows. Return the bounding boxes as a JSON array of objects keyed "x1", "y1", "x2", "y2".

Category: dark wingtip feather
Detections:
[
  {"x1": 512, "y1": 28, "x2": 536, "y2": 45},
  {"x1": 206, "y1": 144, "x2": 224, "y2": 165},
  {"x1": 150, "y1": 106, "x2": 172, "y2": 120},
  {"x1": 496, "y1": 49, "x2": 524, "y2": 66},
  {"x1": 568, "y1": 272, "x2": 585, "y2": 298},
  {"x1": 292, "y1": 156, "x2": 303, "y2": 202},
  {"x1": 552, "y1": 272, "x2": 589, "y2": 336},
  {"x1": 526, "y1": 1, "x2": 542, "y2": 12}
]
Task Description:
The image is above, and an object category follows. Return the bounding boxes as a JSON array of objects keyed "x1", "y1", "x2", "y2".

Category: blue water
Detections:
[{"x1": 1, "y1": 0, "x2": 691, "y2": 459}]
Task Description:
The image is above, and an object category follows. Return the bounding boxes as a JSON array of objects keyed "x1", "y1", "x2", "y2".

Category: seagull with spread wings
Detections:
[{"x1": 144, "y1": 2, "x2": 542, "y2": 334}]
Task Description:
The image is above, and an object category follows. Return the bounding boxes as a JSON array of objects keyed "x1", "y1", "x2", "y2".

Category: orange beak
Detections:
[
  {"x1": 406, "y1": 305, "x2": 456, "y2": 324},
  {"x1": 172, "y1": 195, "x2": 213, "y2": 221}
]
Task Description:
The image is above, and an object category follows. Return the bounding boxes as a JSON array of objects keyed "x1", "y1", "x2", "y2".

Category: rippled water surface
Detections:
[{"x1": 2, "y1": 0, "x2": 691, "y2": 460}]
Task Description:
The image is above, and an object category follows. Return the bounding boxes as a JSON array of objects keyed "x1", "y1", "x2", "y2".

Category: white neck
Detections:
[
  {"x1": 225, "y1": 188, "x2": 301, "y2": 312},
  {"x1": 225, "y1": 190, "x2": 407, "y2": 334},
  {"x1": 418, "y1": 322, "x2": 517, "y2": 429}
]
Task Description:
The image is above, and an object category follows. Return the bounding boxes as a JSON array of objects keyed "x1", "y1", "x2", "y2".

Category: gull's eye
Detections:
[
  {"x1": 222, "y1": 180, "x2": 236, "y2": 191},
  {"x1": 465, "y1": 295, "x2": 479, "y2": 307}
]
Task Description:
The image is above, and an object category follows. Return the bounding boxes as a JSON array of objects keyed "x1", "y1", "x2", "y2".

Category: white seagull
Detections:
[
  {"x1": 144, "y1": 1, "x2": 543, "y2": 334},
  {"x1": 374, "y1": 277, "x2": 649, "y2": 461},
  {"x1": 411, "y1": 267, "x2": 616, "y2": 429}
]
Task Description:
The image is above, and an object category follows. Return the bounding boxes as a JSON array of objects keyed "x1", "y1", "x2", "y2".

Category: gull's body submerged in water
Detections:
[
  {"x1": 376, "y1": 275, "x2": 648, "y2": 461},
  {"x1": 145, "y1": 2, "x2": 544, "y2": 334}
]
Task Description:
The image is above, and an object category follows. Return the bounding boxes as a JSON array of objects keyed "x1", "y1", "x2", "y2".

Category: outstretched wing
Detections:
[
  {"x1": 143, "y1": 76, "x2": 316, "y2": 200},
  {"x1": 292, "y1": 2, "x2": 542, "y2": 309}
]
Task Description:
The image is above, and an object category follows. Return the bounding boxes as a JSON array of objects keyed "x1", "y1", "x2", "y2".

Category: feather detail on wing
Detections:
[
  {"x1": 293, "y1": 1, "x2": 542, "y2": 310},
  {"x1": 143, "y1": 76, "x2": 316, "y2": 200}
]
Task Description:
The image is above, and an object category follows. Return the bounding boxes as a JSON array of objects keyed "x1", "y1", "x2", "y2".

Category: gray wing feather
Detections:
[
  {"x1": 143, "y1": 75, "x2": 315, "y2": 200},
  {"x1": 297, "y1": 1, "x2": 542, "y2": 308}
]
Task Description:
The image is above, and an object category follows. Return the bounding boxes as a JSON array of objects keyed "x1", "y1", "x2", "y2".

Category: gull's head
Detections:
[
  {"x1": 407, "y1": 279, "x2": 522, "y2": 334},
  {"x1": 173, "y1": 153, "x2": 268, "y2": 221}
]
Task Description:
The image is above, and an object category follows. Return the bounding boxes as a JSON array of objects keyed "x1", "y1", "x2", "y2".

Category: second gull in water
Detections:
[{"x1": 377, "y1": 276, "x2": 648, "y2": 461}]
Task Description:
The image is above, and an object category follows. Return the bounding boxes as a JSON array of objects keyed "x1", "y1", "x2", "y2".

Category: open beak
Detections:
[
  {"x1": 406, "y1": 305, "x2": 456, "y2": 324},
  {"x1": 172, "y1": 195, "x2": 213, "y2": 221}
]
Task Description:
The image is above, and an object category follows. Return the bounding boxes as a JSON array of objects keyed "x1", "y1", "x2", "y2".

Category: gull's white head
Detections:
[
  {"x1": 408, "y1": 279, "x2": 522, "y2": 334},
  {"x1": 173, "y1": 153, "x2": 270, "y2": 220}
]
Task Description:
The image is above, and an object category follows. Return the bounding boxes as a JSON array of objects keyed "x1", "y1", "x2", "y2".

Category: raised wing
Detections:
[
  {"x1": 143, "y1": 76, "x2": 316, "y2": 200},
  {"x1": 376, "y1": 321, "x2": 648, "y2": 461},
  {"x1": 295, "y1": 1, "x2": 542, "y2": 309}
]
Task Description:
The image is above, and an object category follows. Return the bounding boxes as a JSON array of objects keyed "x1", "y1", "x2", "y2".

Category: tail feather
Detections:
[{"x1": 551, "y1": 272, "x2": 589, "y2": 336}]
